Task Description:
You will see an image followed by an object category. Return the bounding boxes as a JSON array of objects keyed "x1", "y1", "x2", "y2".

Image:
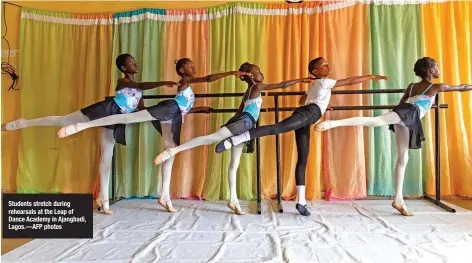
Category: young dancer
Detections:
[
  {"x1": 1, "y1": 54, "x2": 177, "y2": 215},
  {"x1": 57, "y1": 58, "x2": 251, "y2": 212},
  {"x1": 154, "y1": 62, "x2": 314, "y2": 214},
  {"x1": 315, "y1": 57, "x2": 472, "y2": 216},
  {"x1": 215, "y1": 57, "x2": 389, "y2": 216}
]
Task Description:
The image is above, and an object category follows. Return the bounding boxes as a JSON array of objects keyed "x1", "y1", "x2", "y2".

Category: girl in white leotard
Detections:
[{"x1": 315, "y1": 57, "x2": 472, "y2": 216}]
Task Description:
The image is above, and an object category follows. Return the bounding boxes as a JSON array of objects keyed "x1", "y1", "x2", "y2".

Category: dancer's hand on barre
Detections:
[
  {"x1": 326, "y1": 105, "x2": 334, "y2": 111},
  {"x1": 190, "y1": 106, "x2": 213, "y2": 114}
]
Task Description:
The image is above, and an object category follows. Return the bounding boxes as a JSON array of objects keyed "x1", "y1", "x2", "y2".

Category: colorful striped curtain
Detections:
[
  {"x1": 11, "y1": 1, "x2": 472, "y2": 200},
  {"x1": 112, "y1": 8, "x2": 212, "y2": 199},
  {"x1": 17, "y1": 8, "x2": 114, "y2": 194}
]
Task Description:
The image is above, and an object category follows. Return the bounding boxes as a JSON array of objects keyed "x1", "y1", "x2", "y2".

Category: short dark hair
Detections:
[
  {"x1": 116, "y1": 53, "x2": 132, "y2": 73},
  {"x1": 414, "y1": 57, "x2": 437, "y2": 78},
  {"x1": 238, "y1": 62, "x2": 253, "y2": 82},
  {"x1": 308, "y1": 57, "x2": 324, "y2": 75},
  {"x1": 175, "y1": 58, "x2": 192, "y2": 76}
]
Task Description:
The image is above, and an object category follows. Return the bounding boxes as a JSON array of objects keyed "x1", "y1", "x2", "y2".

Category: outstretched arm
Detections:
[
  {"x1": 182, "y1": 71, "x2": 251, "y2": 85},
  {"x1": 259, "y1": 77, "x2": 314, "y2": 91},
  {"x1": 241, "y1": 77, "x2": 314, "y2": 105},
  {"x1": 334, "y1": 75, "x2": 389, "y2": 88},
  {"x1": 438, "y1": 83, "x2": 472, "y2": 92},
  {"x1": 117, "y1": 78, "x2": 177, "y2": 91}
]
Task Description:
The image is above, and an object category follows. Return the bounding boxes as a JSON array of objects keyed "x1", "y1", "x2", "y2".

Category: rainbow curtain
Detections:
[
  {"x1": 12, "y1": 1, "x2": 472, "y2": 201},
  {"x1": 17, "y1": 8, "x2": 114, "y2": 194}
]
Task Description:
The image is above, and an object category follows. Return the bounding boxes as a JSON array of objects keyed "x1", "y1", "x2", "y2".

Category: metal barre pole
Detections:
[
  {"x1": 105, "y1": 88, "x2": 410, "y2": 100},
  {"x1": 194, "y1": 105, "x2": 447, "y2": 114},
  {"x1": 269, "y1": 89, "x2": 407, "y2": 96},
  {"x1": 111, "y1": 146, "x2": 116, "y2": 205},
  {"x1": 424, "y1": 95, "x2": 456, "y2": 213},
  {"x1": 256, "y1": 119, "x2": 262, "y2": 215},
  {"x1": 436, "y1": 95, "x2": 441, "y2": 202},
  {"x1": 274, "y1": 96, "x2": 283, "y2": 213},
  {"x1": 107, "y1": 90, "x2": 451, "y2": 211}
]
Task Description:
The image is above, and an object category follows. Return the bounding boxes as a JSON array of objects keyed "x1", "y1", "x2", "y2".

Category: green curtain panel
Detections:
[
  {"x1": 368, "y1": 4, "x2": 425, "y2": 196},
  {"x1": 203, "y1": 3, "x2": 267, "y2": 201},
  {"x1": 112, "y1": 9, "x2": 166, "y2": 198}
]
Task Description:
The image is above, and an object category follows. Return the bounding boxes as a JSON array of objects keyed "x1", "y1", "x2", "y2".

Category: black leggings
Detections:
[{"x1": 248, "y1": 104, "x2": 322, "y2": 185}]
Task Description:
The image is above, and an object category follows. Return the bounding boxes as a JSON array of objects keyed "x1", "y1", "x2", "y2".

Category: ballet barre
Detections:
[{"x1": 106, "y1": 90, "x2": 454, "y2": 215}]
